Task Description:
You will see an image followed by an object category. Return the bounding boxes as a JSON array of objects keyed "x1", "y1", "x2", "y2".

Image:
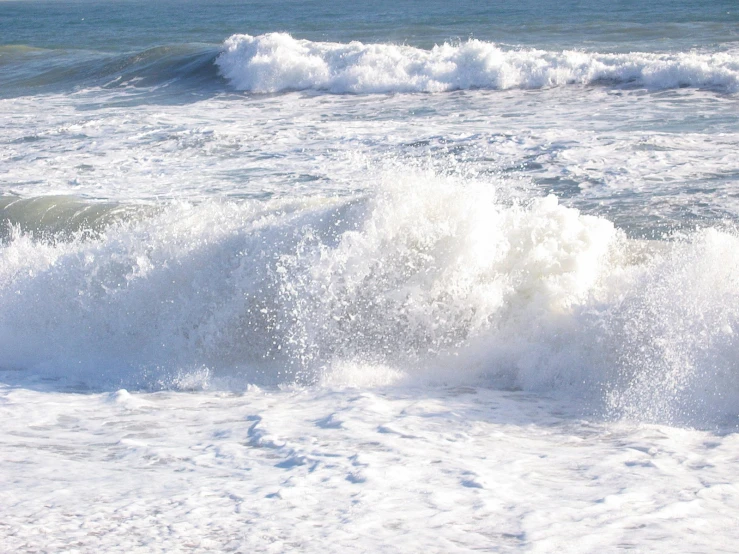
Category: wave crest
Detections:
[
  {"x1": 4, "y1": 170, "x2": 739, "y2": 426},
  {"x1": 216, "y1": 33, "x2": 739, "y2": 93}
]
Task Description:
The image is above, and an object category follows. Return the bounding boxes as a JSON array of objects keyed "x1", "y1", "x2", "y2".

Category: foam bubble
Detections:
[{"x1": 216, "y1": 33, "x2": 739, "y2": 94}]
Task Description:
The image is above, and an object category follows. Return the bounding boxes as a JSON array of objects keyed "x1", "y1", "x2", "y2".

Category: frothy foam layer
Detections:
[
  {"x1": 2, "y1": 170, "x2": 739, "y2": 425},
  {"x1": 217, "y1": 33, "x2": 739, "y2": 93}
]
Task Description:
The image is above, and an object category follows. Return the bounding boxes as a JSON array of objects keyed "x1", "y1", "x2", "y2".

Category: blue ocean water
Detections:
[
  {"x1": 3, "y1": 0, "x2": 738, "y2": 51},
  {"x1": 2, "y1": 0, "x2": 739, "y2": 424},
  {"x1": 2, "y1": 0, "x2": 738, "y2": 96}
]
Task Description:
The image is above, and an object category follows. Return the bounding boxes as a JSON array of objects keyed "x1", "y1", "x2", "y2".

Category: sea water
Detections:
[{"x1": 2, "y1": 0, "x2": 739, "y2": 551}]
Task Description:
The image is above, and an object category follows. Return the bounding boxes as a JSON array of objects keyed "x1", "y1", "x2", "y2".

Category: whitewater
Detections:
[
  {"x1": 3, "y1": 0, "x2": 739, "y2": 551},
  {"x1": 217, "y1": 33, "x2": 739, "y2": 93}
]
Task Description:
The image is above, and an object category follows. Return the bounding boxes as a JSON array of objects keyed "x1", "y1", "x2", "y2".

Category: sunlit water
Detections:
[{"x1": 2, "y1": 1, "x2": 739, "y2": 551}]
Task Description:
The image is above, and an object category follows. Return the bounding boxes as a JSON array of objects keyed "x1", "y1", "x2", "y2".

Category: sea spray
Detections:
[
  {"x1": 602, "y1": 228, "x2": 739, "y2": 424},
  {"x1": 3, "y1": 169, "x2": 739, "y2": 424},
  {"x1": 0, "y1": 170, "x2": 618, "y2": 388}
]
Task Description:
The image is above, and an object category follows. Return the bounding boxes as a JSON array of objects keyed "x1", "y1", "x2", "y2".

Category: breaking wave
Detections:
[
  {"x1": 217, "y1": 33, "x2": 739, "y2": 93},
  {"x1": 5, "y1": 35, "x2": 738, "y2": 98},
  {"x1": 3, "y1": 170, "x2": 739, "y2": 426}
]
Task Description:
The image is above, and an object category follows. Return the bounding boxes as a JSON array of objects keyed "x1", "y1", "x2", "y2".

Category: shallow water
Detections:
[{"x1": 3, "y1": 0, "x2": 739, "y2": 551}]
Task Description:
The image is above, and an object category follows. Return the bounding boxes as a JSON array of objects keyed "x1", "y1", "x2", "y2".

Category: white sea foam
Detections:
[
  {"x1": 4, "y1": 87, "x2": 739, "y2": 233},
  {"x1": 216, "y1": 33, "x2": 739, "y2": 93},
  {"x1": 4, "y1": 385, "x2": 738, "y2": 553},
  {"x1": 3, "y1": 169, "x2": 739, "y2": 424}
]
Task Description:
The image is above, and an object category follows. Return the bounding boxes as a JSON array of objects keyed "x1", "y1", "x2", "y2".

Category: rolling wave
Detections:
[
  {"x1": 217, "y1": 33, "x2": 739, "y2": 93},
  {"x1": 1, "y1": 44, "x2": 221, "y2": 96},
  {"x1": 0, "y1": 195, "x2": 150, "y2": 240},
  {"x1": 5, "y1": 35, "x2": 738, "y2": 98},
  {"x1": 3, "y1": 171, "x2": 739, "y2": 425}
]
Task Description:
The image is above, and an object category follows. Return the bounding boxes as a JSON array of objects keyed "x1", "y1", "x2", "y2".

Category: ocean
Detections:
[{"x1": 2, "y1": 0, "x2": 739, "y2": 551}]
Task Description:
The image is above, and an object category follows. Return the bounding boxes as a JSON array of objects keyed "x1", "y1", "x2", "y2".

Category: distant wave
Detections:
[
  {"x1": 217, "y1": 33, "x2": 739, "y2": 93},
  {"x1": 6, "y1": 36, "x2": 738, "y2": 98}
]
